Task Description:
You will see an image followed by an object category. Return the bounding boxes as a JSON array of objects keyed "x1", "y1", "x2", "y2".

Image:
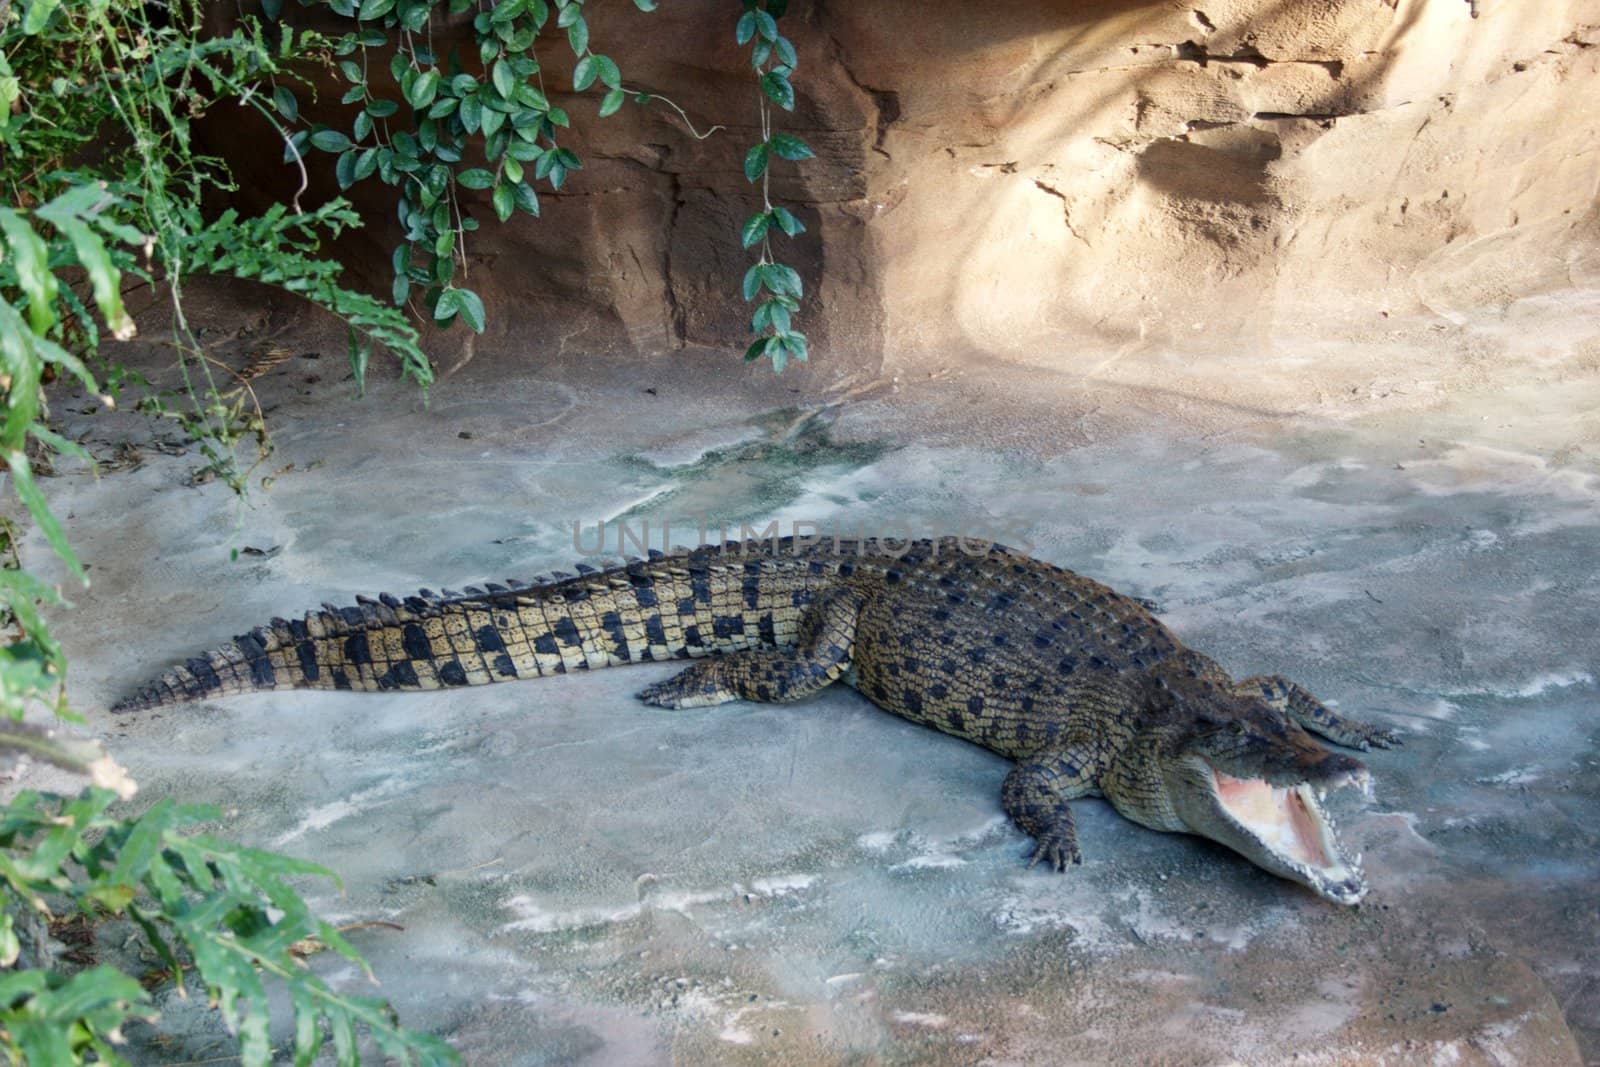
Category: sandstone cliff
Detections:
[{"x1": 207, "y1": 1, "x2": 1600, "y2": 408}]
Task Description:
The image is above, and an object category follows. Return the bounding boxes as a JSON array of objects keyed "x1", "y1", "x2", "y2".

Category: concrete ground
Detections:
[{"x1": 15, "y1": 284, "x2": 1600, "y2": 1064}]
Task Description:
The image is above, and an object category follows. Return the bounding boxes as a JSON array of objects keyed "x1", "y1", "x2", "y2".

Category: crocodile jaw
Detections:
[{"x1": 1207, "y1": 768, "x2": 1367, "y2": 905}]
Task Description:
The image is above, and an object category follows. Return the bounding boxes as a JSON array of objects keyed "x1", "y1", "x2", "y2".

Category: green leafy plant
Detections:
[
  {"x1": 2, "y1": 0, "x2": 434, "y2": 490},
  {"x1": 735, "y1": 0, "x2": 811, "y2": 372},
  {"x1": 0, "y1": 0, "x2": 435, "y2": 714},
  {"x1": 0, "y1": 185, "x2": 133, "y2": 723},
  {"x1": 1, "y1": 1, "x2": 452, "y2": 1061},
  {"x1": 287, "y1": 0, "x2": 652, "y2": 333},
  {"x1": 0, "y1": 787, "x2": 455, "y2": 1064}
]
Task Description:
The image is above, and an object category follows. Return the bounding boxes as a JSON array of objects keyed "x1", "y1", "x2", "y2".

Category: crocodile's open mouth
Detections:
[{"x1": 1210, "y1": 768, "x2": 1367, "y2": 904}]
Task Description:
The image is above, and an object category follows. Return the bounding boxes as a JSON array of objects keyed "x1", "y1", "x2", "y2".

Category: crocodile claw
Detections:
[
  {"x1": 1347, "y1": 724, "x2": 1404, "y2": 751},
  {"x1": 636, "y1": 679, "x2": 695, "y2": 708},
  {"x1": 635, "y1": 664, "x2": 737, "y2": 709},
  {"x1": 1027, "y1": 832, "x2": 1082, "y2": 873},
  {"x1": 1370, "y1": 726, "x2": 1404, "y2": 749}
]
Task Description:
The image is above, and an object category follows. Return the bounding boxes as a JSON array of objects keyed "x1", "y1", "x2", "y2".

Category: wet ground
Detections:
[{"x1": 15, "y1": 292, "x2": 1600, "y2": 1064}]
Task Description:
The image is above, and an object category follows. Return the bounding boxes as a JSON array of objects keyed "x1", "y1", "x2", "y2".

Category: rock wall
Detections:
[{"x1": 208, "y1": 1, "x2": 1600, "y2": 389}]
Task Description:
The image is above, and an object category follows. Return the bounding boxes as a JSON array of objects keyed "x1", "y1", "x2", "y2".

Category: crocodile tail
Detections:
[
  {"x1": 112, "y1": 546, "x2": 848, "y2": 713},
  {"x1": 111, "y1": 589, "x2": 486, "y2": 712},
  {"x1": 110, "y1": 612, "x2": 338, "y2": 712},
  {"x1": 111, "y1": 567, "x2": 697, "y2": 713}
]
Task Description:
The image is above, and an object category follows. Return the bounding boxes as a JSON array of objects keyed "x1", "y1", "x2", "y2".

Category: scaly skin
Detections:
[{"x1": 116, "y1": 537, "x2": 1400, "y2": 903}]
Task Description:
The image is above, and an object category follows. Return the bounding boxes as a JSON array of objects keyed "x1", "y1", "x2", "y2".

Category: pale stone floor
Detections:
[{"x1": 18, "y1": 294, "x2": 1600, "y2": 1064}]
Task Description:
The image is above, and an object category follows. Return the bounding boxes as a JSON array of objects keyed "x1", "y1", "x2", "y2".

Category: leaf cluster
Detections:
[
  {"x1": 0, "y1": 788, "x2": 455, "y2": 1065},
  {"x1": 0, "y1": 183, "x2": 135, "y2": 719},
  {"x1": 276, "y1": 0, "x2": 657, "y2": 332},
  {"x1": 1, "y1": 4, "x2": 454, "y2": 1062},
  {"x1": 2, "y1": 0, "x2": 434, "y2": 498}
]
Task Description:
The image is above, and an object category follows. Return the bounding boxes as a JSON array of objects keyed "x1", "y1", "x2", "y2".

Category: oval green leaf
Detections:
[
  {"x1": 771, "y1": 205, "x2": 806, "y2": 236},
  {"x1": 759, "y1": 71, "x2": 795, "y2": 111},
  {"x1": 567, "y1": 16, "x2": 589, "y2": 57},
  {"x1": 335, "y1": 149, "x2": 357, "y2": 189},
  {"x1": 492, "y1": 60, "x2": 516, "y2": 99},
  {"x1": 740, "y1": 212, "x2": 770, "y2": 249},
  {"x1": 433, "y1": 287, "x2": 460, "y2": 323},
  {"x1": 309, "y1": 129, "x2": 352, "y2": 152},
  {"x1": 407, "y1": 70, "x2": 440, "y2": 109},
  {"x1": 492, "y1": 183, "x2": 514, "y2": 222},
  {"x1": 769, "y1": 133, "x2": 813, "y2": 161},
  {"x1": 455, "y1": 288, "x2": 486, "y2": 332},
  {"x1": 272, "y1": 86, "x2": 299, "y2": 122},
  {"x1": 573, "y1": 55, "x2": 598, "y2": 92},
  {"x1": 743, "y1": 143, "x2": 769, "y2": 183}
]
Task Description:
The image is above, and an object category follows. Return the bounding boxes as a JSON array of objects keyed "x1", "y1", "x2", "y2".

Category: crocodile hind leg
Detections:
[
  {"x1": 1234, "y1": 675, "x2": 1403, "y2": 751},
  {"x1": 636, "y1": 588, "x2": 864, "y2": 709},
  {"x1": 1001, "y1": 744, "x2": 1102, "y2": 871}
]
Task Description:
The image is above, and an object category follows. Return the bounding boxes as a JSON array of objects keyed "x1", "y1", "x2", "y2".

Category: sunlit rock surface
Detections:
[
  {"x1": 18, "y1": 278, "x2": 1597, "y2": 1063},
  {"x1": 208, "y1": 0, "x2": 1600, "y2": 402}
]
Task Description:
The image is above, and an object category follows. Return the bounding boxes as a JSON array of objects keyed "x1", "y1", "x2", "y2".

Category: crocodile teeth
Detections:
[{"x1": 1211, "y1": 770, "x2": 1367, "y2": 904}]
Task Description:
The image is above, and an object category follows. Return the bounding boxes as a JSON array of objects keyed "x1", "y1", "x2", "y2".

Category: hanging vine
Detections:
[{"x1": 734, "y1": 0, "x2": 812, "y2": 372}]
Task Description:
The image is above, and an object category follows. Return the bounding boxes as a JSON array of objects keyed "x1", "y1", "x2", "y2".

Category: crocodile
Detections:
[{"x1": 114, "y1": 536, "x2": 1400, "y2": 904}]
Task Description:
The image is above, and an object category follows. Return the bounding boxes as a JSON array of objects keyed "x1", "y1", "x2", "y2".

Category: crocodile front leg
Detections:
[
  {"x1": 1234, "y1": 675, "x2": 1403, "y2": 751},
  {"x1": 1002, "y1": 744, "x2": 1102, "y2": 871},
  {"x1": 636, "y1": 588, "x2": 864, "y2": 709}
]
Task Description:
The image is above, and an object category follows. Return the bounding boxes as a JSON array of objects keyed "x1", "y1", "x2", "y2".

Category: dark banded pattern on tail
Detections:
[{"x1": 111, "y1": 540, "x2": 867, "y2": 712}]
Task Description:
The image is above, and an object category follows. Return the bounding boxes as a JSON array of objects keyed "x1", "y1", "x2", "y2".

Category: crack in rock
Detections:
[{"x1": 1032, "y1": 180, "x2": 1092, "y2": 247}]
